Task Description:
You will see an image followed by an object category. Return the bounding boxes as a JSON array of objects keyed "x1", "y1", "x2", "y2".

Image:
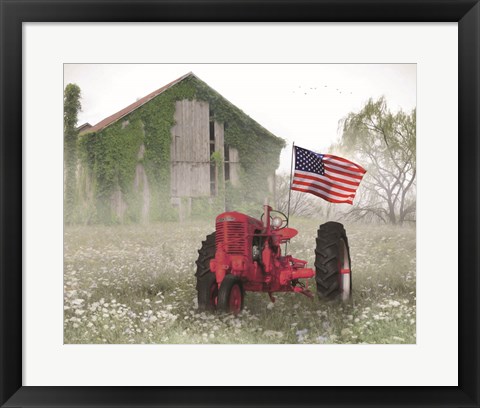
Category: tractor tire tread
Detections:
[
  {"x1": 314, "y1": 222, "x2": 352, "y2": 299},
  {"x1": 197, "y1": 272, "x2": 217, "y2": 312},
  {"x1": 195, "y1": 232, "x2": 216, "y2": 286}
]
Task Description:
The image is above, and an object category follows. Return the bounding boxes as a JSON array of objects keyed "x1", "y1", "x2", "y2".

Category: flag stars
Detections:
[{"x1": 295, "y1": 147, "x2": 325, "y2": 175}]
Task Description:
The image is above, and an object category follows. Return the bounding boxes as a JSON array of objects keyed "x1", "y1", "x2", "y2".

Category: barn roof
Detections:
[
  {"x1": 77, "y1": 122, "x2": 92, "y2": 133},
  {"x1": 81, "y1": 72, "x2": 283, "y2": 145},
  {"x1": 83, "y1": 72, "x2": 193, "y2": 134}
]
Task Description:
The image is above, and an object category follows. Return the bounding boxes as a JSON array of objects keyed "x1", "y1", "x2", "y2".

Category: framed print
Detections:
[{"x1": 1, "y1": 0, "x2": 479, "y2": 407}]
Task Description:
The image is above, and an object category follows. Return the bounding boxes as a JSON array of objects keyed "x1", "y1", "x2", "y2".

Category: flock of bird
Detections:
[{"x1": 293, "y1": 85, "x2": 353, "y2": 96}]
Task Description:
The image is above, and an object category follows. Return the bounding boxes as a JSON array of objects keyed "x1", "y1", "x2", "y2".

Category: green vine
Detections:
[{"x1": 77, "y1": 75, "x2": 285, "y2": 224}]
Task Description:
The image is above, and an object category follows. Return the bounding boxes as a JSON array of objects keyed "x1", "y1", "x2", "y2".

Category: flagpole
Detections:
[{"x1": 285, "y1": 142, "x2": 295, "y2": 254}]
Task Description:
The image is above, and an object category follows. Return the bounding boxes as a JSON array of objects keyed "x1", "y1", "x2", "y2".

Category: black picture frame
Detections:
[{"x1": 1, "y1": 1, "x2": 479, "y2": 407}]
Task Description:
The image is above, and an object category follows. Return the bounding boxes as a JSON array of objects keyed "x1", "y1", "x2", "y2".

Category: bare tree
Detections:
[
  {"x1": 275, "y1": 173, "x2": 330, "y2": 218},
  {"x1": 338, "y1": 97, "x2": 416, "y2": 225}
]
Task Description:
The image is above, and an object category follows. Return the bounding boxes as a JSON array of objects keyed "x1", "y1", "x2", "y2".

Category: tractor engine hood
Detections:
[{"x1": 215, "y1": 211, "x2": 264, "y2": 230}]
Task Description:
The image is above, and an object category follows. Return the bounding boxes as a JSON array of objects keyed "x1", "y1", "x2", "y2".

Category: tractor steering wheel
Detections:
[{"x1": 261, "y1": 210, "x2": 289, "y2": 230}]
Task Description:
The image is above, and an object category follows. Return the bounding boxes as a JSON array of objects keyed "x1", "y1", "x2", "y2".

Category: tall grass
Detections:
[{"x1": 64, "y1": 218, "x2": 415, "y2": 344}]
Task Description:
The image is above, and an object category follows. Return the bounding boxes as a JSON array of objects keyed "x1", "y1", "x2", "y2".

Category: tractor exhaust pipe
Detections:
[{"x1": 263, "y1": 197, "x2": 271, "y2": 231}]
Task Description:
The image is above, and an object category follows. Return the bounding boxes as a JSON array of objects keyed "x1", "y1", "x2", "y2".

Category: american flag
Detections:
[{"x1": 291, "y1": 146, "x2": 366, "y2": 204}]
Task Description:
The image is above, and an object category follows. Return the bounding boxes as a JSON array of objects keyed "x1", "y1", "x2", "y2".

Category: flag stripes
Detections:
[
  {"x1": 292, "y1": 179, "x2": 355, "y2": 198},
  {"x1": 293, "y1": 174, "x2": 356, "y2": 193},
  {"x1": 291, "y1": 146, "x2": 366, "y2": 205},
  {"x1": 291, "y1": 187, "x2": 354, "y2": 204}
]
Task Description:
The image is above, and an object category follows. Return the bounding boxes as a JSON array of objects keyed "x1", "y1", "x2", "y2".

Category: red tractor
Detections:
[{"x1": 195, "y1": 202, "x2": 352, "y2": 314}]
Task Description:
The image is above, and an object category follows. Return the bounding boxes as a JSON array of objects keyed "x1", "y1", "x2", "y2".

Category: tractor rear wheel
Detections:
[
  {"x1": 217, "y1": 274, "x2": 244, "y2": 314},
  {"x1": 314, "y1": 222, "x2": 352, "y2": 300},
  {"x1": 195, "y1": 232, "x2": 216, "y2": 311}
]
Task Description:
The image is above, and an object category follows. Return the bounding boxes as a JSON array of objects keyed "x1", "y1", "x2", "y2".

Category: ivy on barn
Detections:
[
  {"x1": 77, "y1": 75, "x2": 285, "y2": 223},
  {"x1": 64, "y1": 83, "x2": 82, "y2": 225}
]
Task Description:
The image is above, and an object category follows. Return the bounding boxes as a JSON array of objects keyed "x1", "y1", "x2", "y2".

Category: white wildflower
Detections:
[
  {"x1": 296, "y1": 328, "x2": 309, "y2": 342},
  {"x1": 264, "y1": 330, "x2": 284, "y2": 339}
]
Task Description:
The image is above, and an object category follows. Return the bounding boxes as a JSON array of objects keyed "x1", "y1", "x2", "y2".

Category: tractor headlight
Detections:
[{"x1": 272, "y1": 216, "x2": 283, "y2": 228}]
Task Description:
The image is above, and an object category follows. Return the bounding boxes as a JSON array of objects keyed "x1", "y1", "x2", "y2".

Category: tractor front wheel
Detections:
[
  {"x1": 314, "y1": 222, "x2": 352, "y2": 301},
  {"x1": 217, "y1": 274, "x2": 244, "y2": 314}
]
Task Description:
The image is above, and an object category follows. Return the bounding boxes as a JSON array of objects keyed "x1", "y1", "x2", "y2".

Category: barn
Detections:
[{"x1": 76, "y1": 72, "x2": 285, "y2": 223}]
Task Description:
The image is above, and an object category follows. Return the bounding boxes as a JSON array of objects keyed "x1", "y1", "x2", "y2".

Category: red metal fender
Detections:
[{"x1": 291, "y1": 268, "x2": 315, "y2": 280}]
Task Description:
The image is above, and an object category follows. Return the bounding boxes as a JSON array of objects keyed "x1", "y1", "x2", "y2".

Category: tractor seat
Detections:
[{"x1": 275, "y1": 227, "x2": 298, "y2": 241}]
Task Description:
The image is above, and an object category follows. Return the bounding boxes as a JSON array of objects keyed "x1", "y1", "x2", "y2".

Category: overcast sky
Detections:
[{"x1": 64, "y1": 64, "x2": 416, "y2": 173}]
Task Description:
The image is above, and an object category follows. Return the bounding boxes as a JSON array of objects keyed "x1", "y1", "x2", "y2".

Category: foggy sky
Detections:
[{"x1": 64, "y1": 64, "x2": 416, "y2": 172}]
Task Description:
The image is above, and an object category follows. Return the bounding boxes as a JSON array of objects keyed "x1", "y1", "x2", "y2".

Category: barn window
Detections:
[
  {"x1": 209, "y1": 121, "x2": 215, "y2": 142},
  {"x1": 209, "y1": 120, "x2": 215, "y2": 161},
  {"x1": 209, "y1": 108, "x2": 217, "y2": 196},
  {"x1": 224, "y1": 143, "x2": 230, "y2": 161},
  {"x1": 209, "y1": 114, "x2": 216, "y2": 195},
  {"x1": 224, "y1": 144, "x2": 230, "y2": 181}
]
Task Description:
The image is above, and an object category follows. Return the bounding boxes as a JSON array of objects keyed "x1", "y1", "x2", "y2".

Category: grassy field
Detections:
[{"x1": 64, "y1": 218, "x2": 416, "y2": 344}]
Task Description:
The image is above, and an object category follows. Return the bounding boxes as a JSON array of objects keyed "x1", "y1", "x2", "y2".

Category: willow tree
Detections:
[
  {"x1": 338, "y1": 97, "x2": 416, "y2": 225},
  {"x1": 64, "y1": 83, "x2": 82, "y2": 224}
]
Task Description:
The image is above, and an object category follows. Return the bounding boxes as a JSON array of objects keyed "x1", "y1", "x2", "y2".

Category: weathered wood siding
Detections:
[
  {"x1": 213, "y1": 121, "x2": 225, "y2": 195},
  {"x1": 228, "y1": 147, "x2": 240, "y2": 187},
  {"x1": 170, "y1": 100, "x2": 211, "y2": 197},
  {"x1": 133, "y1": 143, "x2": 150, "y2": 223}
]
